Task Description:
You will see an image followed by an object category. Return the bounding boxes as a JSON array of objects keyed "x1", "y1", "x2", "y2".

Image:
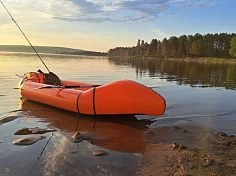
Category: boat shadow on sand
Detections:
[{"x1": 19, "y1": 99, "x2": 151, "y2": 154}]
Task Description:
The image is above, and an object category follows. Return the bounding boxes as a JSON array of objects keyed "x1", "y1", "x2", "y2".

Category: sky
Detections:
[{"x1": 0, "y1": 0, "x2": 235, "y2": 52}]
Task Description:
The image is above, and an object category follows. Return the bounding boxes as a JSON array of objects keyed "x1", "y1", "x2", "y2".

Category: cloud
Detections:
[
  {"x1": 54, "y1": 16, "x2": 112, "y2": 23},
  {"x1": 1, "y1": 0, "x2": 220, "y2": 23},
  {"x1": 181, "y1": 0, "x2": 219, "y2": 8},
  {"x1": 58, "y1": 0, "x2": 220, "y2": 23},
  {"x1": 1, "y1": 0, "x2": 79, "y2": 20},
  {"x1": 61, "y1": 0, "x2": 169, "y2": 22},
  {"x1": 85, "y1": 0, "x2": 123, "y2": 12}
]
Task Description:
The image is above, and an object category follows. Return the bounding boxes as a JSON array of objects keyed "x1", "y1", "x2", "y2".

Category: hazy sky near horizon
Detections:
[{"x1": 0, "y1": 0, "x2": 235, "y2": 52}]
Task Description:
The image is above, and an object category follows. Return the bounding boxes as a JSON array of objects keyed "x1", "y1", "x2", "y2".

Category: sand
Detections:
[{"x1": 138, "y1": 125, "x2": 236, "y2": 176}]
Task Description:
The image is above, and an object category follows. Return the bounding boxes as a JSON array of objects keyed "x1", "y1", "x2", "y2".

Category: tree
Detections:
[
  {"x1": 149, "y1": 39, "x2": 158, "y2": 56},
  {"x1": 161, "y1": 38, "x2": 169, "y2": 58},
  {"x1": 189, "y1": 40, "x2": 203, "y2": 57},
  {"x1": 136, "y1": 39, "x2": 141, "y2": 56},
  {"x1": 108, "y1": 33, "x2": 236, "y2": 58},
  {"x1": 143, "y1": 42, "x2": 149, "y2": 57},
  {"x1": 229, "y1": 36, "x2": 236, "y2": 57},
  {"x1": 140, "y1": 40, "x2": 145, "y2": 56},
  {"x1": 204, "y1": 33, "x2": 215, "y2": 57},
  {"x1": 156, "y1": 41, "x2": 163, "y2": 58},
  {"x1": 178, "y1": 35, "x2": 188, "y2": 58},
  {"x1": 168, "y1": 36, "x2": 178, "y2": 57}
]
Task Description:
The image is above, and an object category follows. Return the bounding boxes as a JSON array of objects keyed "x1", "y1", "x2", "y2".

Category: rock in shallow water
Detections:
[
  {"x1": 0, "y1": 115, "x2": 18, "y2": 125},
  {"x1": 14, "y1": 127, "x2": 56, "y2": 135},
  {"x1": 72, "y1": 131, "x2": 98, "y2": 143},
  {"x1": 93, "y1": 150, "x2": 109, "y2": 156},
  {"x1": 12, "y1": 136, "x2": 46, "y2": 146}
]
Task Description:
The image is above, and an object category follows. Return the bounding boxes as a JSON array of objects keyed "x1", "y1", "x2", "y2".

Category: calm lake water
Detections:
[{"x1": 0, "y1": 52, "x2": 236, "y2": 176}]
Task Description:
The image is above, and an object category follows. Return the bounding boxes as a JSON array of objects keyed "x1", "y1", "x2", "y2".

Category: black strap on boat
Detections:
[
  {"x1": 76, "y1": 89, "x2": 96, "y2": 115},
  {"x1": 92, "y1": 87, "x2": 97, "y2": 115},
  {"x1": 76, "y1": 92, "x2": 82, "y2": 114}
]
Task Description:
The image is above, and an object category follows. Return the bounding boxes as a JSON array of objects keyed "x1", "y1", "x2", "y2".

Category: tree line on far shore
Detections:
[{"x1": 108, "y1": 33, "x2": 236, "y2": 58}]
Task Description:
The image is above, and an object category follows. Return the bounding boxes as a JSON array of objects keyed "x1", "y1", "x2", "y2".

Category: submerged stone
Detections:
[
  {"x1": 0, "y1": 115, "x2": 18, "y2": 125},
  {"x1": 14, "y1": 127, "x2": 56, "y2": 135},
  {"x1": 12, "y1": 136, "x2": 46, "y2": 146},
  {"x1": 14, "y1": 128, "x2": 32, "y2": 135},
  {"x1": 72, "y1": 131, "x2": 94, "y2": 143},
  {"x1": 93, "y1": 150, "x2": 109, "y2": 156}
]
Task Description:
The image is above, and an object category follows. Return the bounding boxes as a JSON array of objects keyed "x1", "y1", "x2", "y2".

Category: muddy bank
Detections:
[{"x1": 138, "y1": 125, "x2": 236, "y2": 176}]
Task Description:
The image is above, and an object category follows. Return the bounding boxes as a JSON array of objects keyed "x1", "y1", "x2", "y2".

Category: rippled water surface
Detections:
[{"x1": 0, "y1": 53, "x2": 236, "y2": 176}]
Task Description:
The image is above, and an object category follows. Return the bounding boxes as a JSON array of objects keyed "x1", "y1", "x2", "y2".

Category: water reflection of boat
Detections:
[{"x1": 20, "y1": 99, "x2": 150, "y2": 153}]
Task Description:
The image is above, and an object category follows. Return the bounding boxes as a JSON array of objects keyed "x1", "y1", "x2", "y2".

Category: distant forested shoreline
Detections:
[
  {"x1": 0, "y1": 45, "x2": 106, "y2": 56},
  {"x1": 108, "y1": 33, "x2": 236, "y2": 59}
]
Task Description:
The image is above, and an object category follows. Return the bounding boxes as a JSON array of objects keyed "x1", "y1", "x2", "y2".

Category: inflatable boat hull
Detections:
[{"x1": 21, "y1": 79, "x2": 166, "y2": 116}]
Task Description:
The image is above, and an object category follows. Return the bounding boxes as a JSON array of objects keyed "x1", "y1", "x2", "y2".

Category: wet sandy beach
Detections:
[{"x1": 139, "y1": 125, "x2": 236, "y2": 176}]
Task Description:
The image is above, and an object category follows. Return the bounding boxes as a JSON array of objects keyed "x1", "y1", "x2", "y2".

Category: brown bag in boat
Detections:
[
  {"x1": 37, "y1": 69, "x2": 61, "y2": 86},
  {"x1": 44, "y1": 72, "x2": 61, "y2": 86}
]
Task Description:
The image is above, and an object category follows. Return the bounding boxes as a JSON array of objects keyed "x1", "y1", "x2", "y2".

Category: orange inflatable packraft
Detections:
[{"x1": 20, "y1": 72, "x2": 166, "y2": 116}]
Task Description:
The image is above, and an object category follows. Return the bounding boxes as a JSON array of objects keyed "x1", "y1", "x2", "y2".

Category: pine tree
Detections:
[{"x1": 229, "y1": 36, "x2": 236, "y2": 57}]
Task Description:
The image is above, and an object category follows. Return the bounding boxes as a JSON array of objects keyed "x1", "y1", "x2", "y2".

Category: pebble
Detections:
[
  {"x1": 72, "y1": 131, "x2": 93, "y2": 143},
  {"x1": 206, "y1": 158, "x2": 214, "y2": 167},
  {"x1": 0, "y1": 115, "x2": 18, "y2": 124},
  {"x1": 183, "y1": 129, "x2": 189, "y2": 133},
  {"x1": 14, "y1": 127, "x2": 56, "y2": 135},
  {"x1": 14, "y1": 128, "x2": 32, "y2": 135},
  {"x1": 179, "y1": 144, "x2": 187, "y2": 149},
  {"x1": 93, "y1": 150, "x2": 108, "y2": 156},
  {"x1": 70, "y1": 151, "x2": 79, "y2": 154},
  {"x1": 174, "y1": 126, "x2": 181, "y2": 130},
  {"x1": 217, "y1": 132, "x2": 227, "y2": 138},
  {"x1": 172, "y1": 143, "x2": 179, "y2": 150},
  {"x1": 12, "y1": 136, "x2": 46, "y2": 146},
  {"x1": 171, "y1": 143, "x2": 187, "y2": 150},
  {"x1": 226, "y1": 141, "x2": 232, "y2": 147}
]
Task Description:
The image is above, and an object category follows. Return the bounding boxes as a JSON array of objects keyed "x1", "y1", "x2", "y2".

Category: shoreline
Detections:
[
  {"x1": 109, "y1": 55, "x2": 236, "y2": 64},
  {"x1": 0, "y1": 51, "x2": 107, "y2": 57},
  {"x1": 2, "y1": 51, "x2": 236, "y2": 64},
  {"x1": 164, "y1": 57, "x2": 236, "y2": 64}
]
